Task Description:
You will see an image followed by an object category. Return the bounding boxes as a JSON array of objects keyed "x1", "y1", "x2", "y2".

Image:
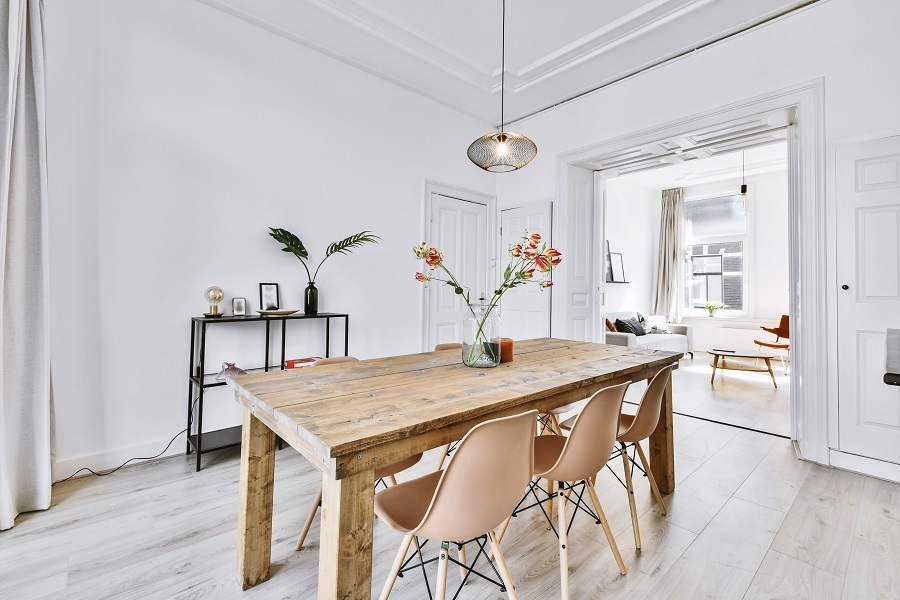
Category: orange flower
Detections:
[
  {"x1": 540, "y1": 280, "x2": 553, "y2": 289},
  {"x1": 534, "y1": 248, "x2": 562, "y2": 272},
  {"x1": 509, "y1": 243, "x2": 523, "y2": 257},
  {"x1": 425, "y1": 247, "x2": 442, "y2": 268},
  {"x1": 415, "y1": 272, "x2": 430, "y2": 282},
  {"x1": 520, "y1": 268, "x2": 535, "y2": 279},
  {"x1": 524, "y1": 232, "x2": 541, "y2": 248},
  {"x1": 524, "y1": 246, "x2": 539, "y2": 260}
]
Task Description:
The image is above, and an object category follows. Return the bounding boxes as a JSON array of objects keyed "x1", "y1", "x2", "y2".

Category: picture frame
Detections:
[
  {"x1": 232, "y1": 297, "x2": 247, "y2": 316},
  {"x1": 259, "y1": 283, "x2": 280, "y2": 311},
  {"x1": 604, "y1": 240, "x2": 613, "y2": 282},
  {"x1": 608, "y1": 252, "x2": 626, "y2": 283}
]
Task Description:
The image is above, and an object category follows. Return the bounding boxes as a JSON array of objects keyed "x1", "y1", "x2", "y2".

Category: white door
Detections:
[
  {"x1": 500, "y1": 202, "x2": 553, "y2": 340},
  {"x1": 836, "y1": 136, "x2": 900, "y2": 465},
  {"x1": 426, "y1": 194, "x2": 489, "y2": 350},
  {"x1": 566, "y1": 165, "x2": 595, "y2": 341}
]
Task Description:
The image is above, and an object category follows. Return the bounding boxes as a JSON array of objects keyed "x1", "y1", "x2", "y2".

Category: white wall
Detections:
[
  {"x1": 45, "y1": 0, "x2": 496, "y2": 475},
  {"x1": 603, "y1": 177, "x2": 659, "y2": 313}
]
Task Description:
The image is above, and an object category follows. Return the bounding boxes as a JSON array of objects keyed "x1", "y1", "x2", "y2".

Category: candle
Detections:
[{"x1": 500, "y1": 338, "x2": 514, "y2": 363}]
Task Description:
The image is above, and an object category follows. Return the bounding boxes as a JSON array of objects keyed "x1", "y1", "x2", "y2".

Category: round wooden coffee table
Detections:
[{"x1": 708, "y1": 348, "x2": 778, "y2": 388}]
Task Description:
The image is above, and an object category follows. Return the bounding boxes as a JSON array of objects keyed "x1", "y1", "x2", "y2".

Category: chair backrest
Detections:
[
  {"x1": 413, "y1": 410, "x2": 537, "y2": 542},
  {"x1": 776, "y1": 315, "x2": 790, "y2": 339},
  {"x1": 540, "y1": 382, "x2": 629, "y2": 482},
  {"x1": 313, "y1": 356, "x2": 359, "y2": 366},
  {"x1": 434, "y1": 343, "x2": 462, "y2": 351},
  {"x1": 617, "y1": 365, "x2": 674, "y2": 443}
]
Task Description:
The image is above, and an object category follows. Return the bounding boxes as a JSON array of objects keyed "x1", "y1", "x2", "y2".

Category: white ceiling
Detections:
[
  {"x1": 197, "y1": 0, "x2": 814, "y2": 124},
  {"x1": 615, "y1": 140, "x2": 788, "y2": 190}
]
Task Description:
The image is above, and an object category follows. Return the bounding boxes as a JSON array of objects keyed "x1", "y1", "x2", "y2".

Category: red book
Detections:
[{"x1": 285, "y1": 357, "x2": 321, "y2": 369}]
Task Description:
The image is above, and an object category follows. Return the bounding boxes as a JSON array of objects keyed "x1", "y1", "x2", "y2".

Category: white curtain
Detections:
[
  {"x1": 652, "y1": 188, "x2": 685, "y2": 323},
  {"x1": 1, "y1": 0, "x2": 52, "y2": 531}
]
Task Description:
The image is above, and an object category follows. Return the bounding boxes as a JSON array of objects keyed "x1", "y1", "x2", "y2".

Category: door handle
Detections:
[{"x1": 841, "y1": 284, "x2": 850, "y2": 290}]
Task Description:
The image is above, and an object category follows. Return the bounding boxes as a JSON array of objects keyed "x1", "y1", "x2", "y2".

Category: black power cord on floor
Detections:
[{"x1": 53, "y1": 398, "x2": 199, "y2": 485}]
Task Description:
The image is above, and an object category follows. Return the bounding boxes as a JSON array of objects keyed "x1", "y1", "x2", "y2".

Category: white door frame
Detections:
[
  {"x1": 420, "y1": 179, "x2": 498, "y2": 352},
  {"x1": 553, "y1": 79, "x2": 829, "y2": 465}
]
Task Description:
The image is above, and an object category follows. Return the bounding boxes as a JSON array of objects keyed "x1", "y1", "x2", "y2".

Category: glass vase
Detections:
[{"x1": 462, "y1": 303, "x2": 501, "y2": 368}]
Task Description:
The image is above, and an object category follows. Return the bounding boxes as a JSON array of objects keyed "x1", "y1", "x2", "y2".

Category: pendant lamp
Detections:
[
  {"x1": 735, "y1": 151, "x2": 748, "y2": 214},
  {"x1": 467, "y1": 0, "x2": 537, "y2": 172}
]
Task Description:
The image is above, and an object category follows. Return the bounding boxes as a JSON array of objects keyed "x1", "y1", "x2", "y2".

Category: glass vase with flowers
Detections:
[{"x1": 414, "y1": 231, "x2": 562, "y2": 367}]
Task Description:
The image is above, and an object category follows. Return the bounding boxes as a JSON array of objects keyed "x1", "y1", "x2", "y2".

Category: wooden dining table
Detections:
[{"x1": 228, "y1": 338, "x2": 682, "y2": 599}]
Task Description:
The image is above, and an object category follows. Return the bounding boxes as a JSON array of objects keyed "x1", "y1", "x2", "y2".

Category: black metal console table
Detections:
[{"x1": 187, "y1": 312, "x2": 349, "y2": 471}]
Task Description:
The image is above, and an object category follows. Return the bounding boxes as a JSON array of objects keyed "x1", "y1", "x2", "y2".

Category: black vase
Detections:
[{"x1": 304, "y1": 282, "x2": 318, "y2": 315}]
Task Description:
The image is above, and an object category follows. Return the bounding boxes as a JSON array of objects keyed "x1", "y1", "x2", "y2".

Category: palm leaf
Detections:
[
  {"x1": 325, "y1": 231, "x2": 380, "y2": 256},
  {"x1": 269, "y1": 227, "x2": 308, "y2": 260}
]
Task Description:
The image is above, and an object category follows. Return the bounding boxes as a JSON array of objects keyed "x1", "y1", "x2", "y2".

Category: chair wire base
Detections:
[
  {"x1": 607, "y1": 443, "x2": 647, "y2": 489},
  {"x1": 395, "y1": 535, "x2": 507, "y2": 599},
  {"x1": 510, "y1": 479, "x2": 602, "y2": 538}
]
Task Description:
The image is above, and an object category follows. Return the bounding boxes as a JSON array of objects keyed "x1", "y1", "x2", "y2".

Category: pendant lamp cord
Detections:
[{"x1": 500, "y1": 0, "x2": 505, "y2": 132}]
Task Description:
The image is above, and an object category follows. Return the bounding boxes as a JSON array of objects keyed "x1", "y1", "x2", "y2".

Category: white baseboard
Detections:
[
  {"x1": 53, "y1": 433, "x2": 188, "y2": 482},
  {"x1": 830, "y1": 449, "x2": 900, "y2": 484}
]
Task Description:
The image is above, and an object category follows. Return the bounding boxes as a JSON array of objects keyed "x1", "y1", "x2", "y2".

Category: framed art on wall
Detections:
[
  {"x1": 608, "y1": 252, "x2": 626, "y2": 283},
  {"x1": 259, "y1": 283, "x2": 279, "y2": 311}
]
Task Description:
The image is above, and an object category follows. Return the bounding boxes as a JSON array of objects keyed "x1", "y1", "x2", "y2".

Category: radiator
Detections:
[{"x1": 721, "y1": 326, "x2": 766, "y2": 351}]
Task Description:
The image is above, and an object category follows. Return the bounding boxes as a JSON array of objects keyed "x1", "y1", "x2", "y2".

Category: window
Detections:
[{"x1": 684, "y1": 195, "x2": 747, "y2": 313}]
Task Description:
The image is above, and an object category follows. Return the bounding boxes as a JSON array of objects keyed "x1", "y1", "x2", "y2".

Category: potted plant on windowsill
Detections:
[
  {"x1": 705, "y1": 301, "x2": 728, "y2": 317},
  {"x1": 413, "y1": 231, "x2": 561, "y2": 367},
  {"x1": 269, "y1": 228, "x2": 379, "y2": 315}
]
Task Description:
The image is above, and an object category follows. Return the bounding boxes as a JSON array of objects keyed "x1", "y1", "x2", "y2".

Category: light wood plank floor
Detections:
[
  {"x1": 668, "y1": 354, "x2": 791, "y2": 438},
  {"x1": 2, "y1": 413, "x2": 896, "y2": 599}
]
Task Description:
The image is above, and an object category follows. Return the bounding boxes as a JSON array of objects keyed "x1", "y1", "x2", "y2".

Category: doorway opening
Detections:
[{"x1": 602, "y1": 141, "x2": 791, "y2": 438}]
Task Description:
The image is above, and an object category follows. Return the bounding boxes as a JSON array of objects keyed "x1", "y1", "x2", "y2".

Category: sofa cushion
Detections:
[
  {"x1": 615, "y1": 317, "x2": 645, "y2": 336},
  {"x1": 605, "y1": 318, "x2": 617, "y2": 332}
]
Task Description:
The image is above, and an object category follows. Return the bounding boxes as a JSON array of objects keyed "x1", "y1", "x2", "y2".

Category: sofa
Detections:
[{"x1": 604, "y1": 311, "x2": 693, "y2": 357}]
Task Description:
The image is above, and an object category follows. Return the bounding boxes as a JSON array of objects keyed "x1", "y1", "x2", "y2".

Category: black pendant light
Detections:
[
  {"x1": 736, "y1": 151, "x2": 748, "y2": 214},
  {"x1": 467, "y1": 0, "x2": 537, "y2": 172}
]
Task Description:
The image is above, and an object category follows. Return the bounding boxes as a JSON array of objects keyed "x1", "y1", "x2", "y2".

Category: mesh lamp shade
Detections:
[{"x1": 467, "y1": 131, "x2": 537, "y2": 172}]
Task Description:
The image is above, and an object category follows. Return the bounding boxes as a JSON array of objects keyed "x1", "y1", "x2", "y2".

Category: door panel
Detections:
[
  {"x1": 500, "y1": 202, "x2": 552, "y2": 340},
  {"x1": 837, "y1": 136, "x2": 900, "y2": 464},
  {"x1": 427, "y1": 194, "x2": 488, "y2": 350}
]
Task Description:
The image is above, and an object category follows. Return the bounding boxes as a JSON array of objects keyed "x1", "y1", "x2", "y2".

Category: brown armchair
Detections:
[{"x1": 755, "y1": 315, "x2": 790, "y2": 372}]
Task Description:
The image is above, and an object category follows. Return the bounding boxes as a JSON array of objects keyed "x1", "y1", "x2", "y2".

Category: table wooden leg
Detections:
[
  {"x1": 237, "y1": 408, "x2": 277, "y2": 590},
  {"x1": 710, "y1": 354, "x2": 720, "y2": 384},
  {"x1": 649, "y1": 373, "x2": 675, "y2": 495},
  {"x1": 765, "y1": 358, "x2": 778, "y2": 388},
  {"x1": 318, "y1": 468, "x2": 376, "y2": 600}
]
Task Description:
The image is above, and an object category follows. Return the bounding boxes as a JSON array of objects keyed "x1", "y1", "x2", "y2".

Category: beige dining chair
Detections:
[
  {"x1": 432, "y1": 343, "x2": 463, "y2": 470},
  {"x1": 612, "y1": 365, "x2": 672, "y2": 551},
  {"x1": 376, "y1": 410, "x2": 537, "y2": 600},
  {"x1": 295, "y1": 356, "x2": 424, "y2": 550},
  {"x1": 513, "y1": 383, "x2": 629, "y2": 598}
]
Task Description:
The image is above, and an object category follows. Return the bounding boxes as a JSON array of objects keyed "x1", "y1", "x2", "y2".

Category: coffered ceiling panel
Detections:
[{"x1": 196, "y1": 0, "x2": 814, "y2": 123}]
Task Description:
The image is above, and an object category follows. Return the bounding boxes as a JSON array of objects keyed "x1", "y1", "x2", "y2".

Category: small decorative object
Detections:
[
  {"x1": 257, "y1": 308, "x2": 300, "y2": 316},
  {"x1": 259, "y1": 283, "x2": 280, "y2": 311},
  {"x1": 467, "y1": 0, "x2": 537, "y2": 172},
  {"x1": 705, "y1": 301, "x2": 727, "y2": 317},
  {"x1": 414, "y1": 230, "x2": 561, "y2": 368},
  {"x1": 285, "y1": 357, "x2": 321, "y2": 369},
  {"x1": 608, "y1": 252, "x2": 626, "y2": 283},
  {"x1": 232, "y1": 297, "x2": 247, "y2": 316},
  {"x1": 268, "y1": 227, "x2": 379, "y2": 315},
  {"x1": 500, "y1": 338, "x2": 514, "y2": 363},
  {"x1": 215, "y1": 362, "x2": 247, "y2": 381},
  {"x1": 204, "y1": 286, "x2": 225, "y2": 317}
]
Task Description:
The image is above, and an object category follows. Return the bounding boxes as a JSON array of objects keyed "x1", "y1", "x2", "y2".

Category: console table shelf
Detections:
[{"x1": 186, "y1": 312, "x2": 349, "y2": 471}]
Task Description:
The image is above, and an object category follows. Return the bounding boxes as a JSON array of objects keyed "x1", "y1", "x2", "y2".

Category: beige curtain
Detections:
[
  {"x1": 1, "y1": 0, "x2": 52, "y2": 531},
  {"x1": 652, "y1": 188, "x2": 684, "y2": 323}
]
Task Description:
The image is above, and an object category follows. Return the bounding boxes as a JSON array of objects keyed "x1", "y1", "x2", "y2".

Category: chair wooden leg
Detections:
[
  {"x1": 296, "y1": 485, "x2": 322, "y2": 550},
  {"x1": 586, "y1": 482, "x2": 627, "y2": 575},
  {"x1": 550, "y1": 414, "x2": 562, "y2": 435},
  {"x1": 634, "y1": 442, "x2": 666, "y2": 515},
  {"x1": 557, "y1": 482, "x2": 570, "y2": 600},
  {"x1": 379, "y1": 534, "x2": 413, "y2": 600},
  {"x1": 488, "y1": 530, "x2": 520, "y2": 600},
  {"x1": 547, "y1": 479, "x2": 555, "y2": 530},
  {"x1": 458, "y1": 542, "x2": 468, "y2": 585},
  {"x1": 489, "y1": 514, "x2": 513, "y2": 561},
  {"x1": 620, "y1": 443, "x2": 641, "y2": 550},
  {"x1": 435, "y1": 542, "x2": 450, "y2": 600},
  {"x1": 435, "y1": 444, "x2": 450, "y2": 470},
  {"x1": 387, "y1": 475, "x2": 398, "y2": 487}
]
